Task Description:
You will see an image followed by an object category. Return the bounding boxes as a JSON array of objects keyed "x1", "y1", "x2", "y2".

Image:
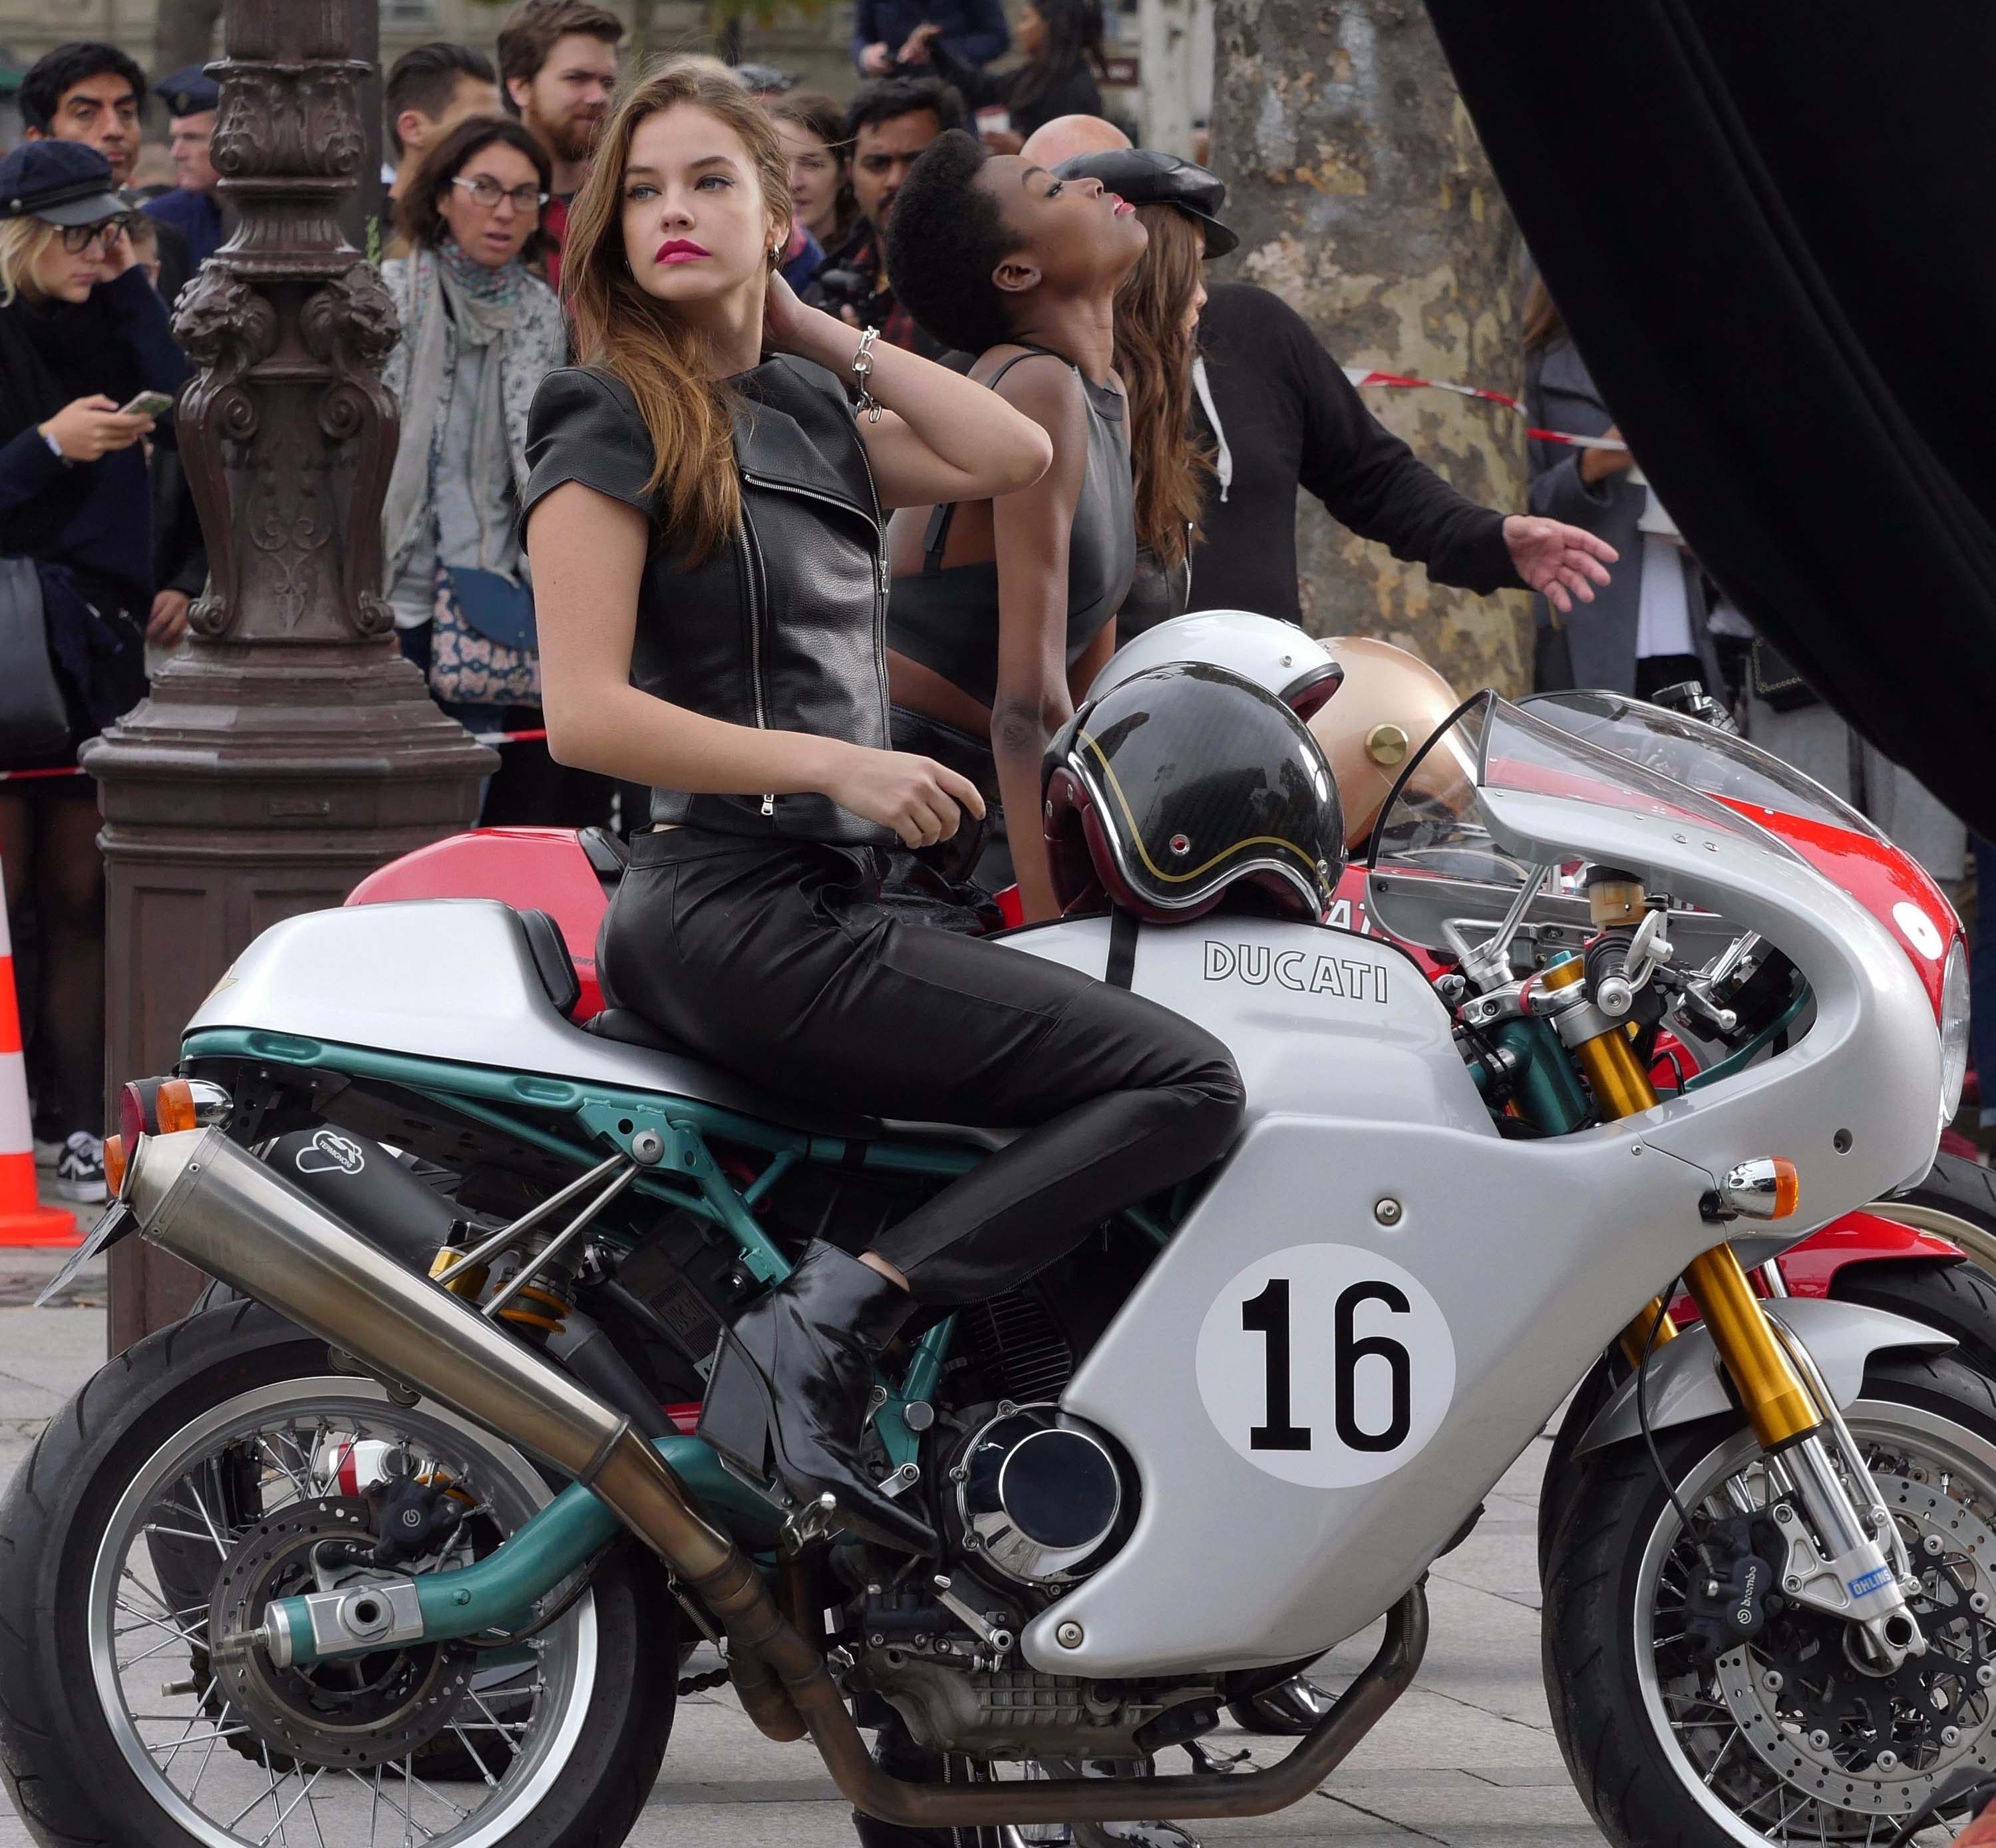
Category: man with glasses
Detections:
[{"x1": 20, "y1": 43, "x2": 194, "y2": 307}]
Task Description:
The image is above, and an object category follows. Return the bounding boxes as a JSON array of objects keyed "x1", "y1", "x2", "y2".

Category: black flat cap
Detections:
[
  {"x1": 1053, "y1": 146, "x2": 1238, "y2": 257},
  {"x1": 156, "y1": 65, "x2": 221, "y2": 117},
  {"x1": 0, "y1": 141, "x2": 126, "y2": 228}
]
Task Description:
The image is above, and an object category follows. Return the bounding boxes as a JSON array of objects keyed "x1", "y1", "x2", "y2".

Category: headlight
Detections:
[{"x1": 1939, "y1": 935, "x2": 1971, "y2": 1128}]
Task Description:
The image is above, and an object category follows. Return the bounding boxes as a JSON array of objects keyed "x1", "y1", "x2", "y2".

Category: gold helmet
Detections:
[{"x1": 1307, "y1": 637, "x2": 1464, "y2": 849}]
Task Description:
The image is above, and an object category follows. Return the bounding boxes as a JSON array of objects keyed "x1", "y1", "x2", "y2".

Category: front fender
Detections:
[{"x1": 1575, "y1": 1297, "x2": 1953, "y2": 1458}]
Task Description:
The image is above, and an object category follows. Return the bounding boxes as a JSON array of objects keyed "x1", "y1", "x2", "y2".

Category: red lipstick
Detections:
[{"x1": 655, "y1": 237, "x2": 711, "y2": 264}]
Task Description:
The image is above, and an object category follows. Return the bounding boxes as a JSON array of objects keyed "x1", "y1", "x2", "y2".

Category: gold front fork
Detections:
[{"x1": 1548, "y1": 957, "x2": 1822, "y2": 1447}]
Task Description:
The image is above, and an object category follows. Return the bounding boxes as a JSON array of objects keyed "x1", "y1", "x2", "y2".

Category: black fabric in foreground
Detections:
[{"x1": 1424, "y1": 1, "x2": 1996, "y2": 838}]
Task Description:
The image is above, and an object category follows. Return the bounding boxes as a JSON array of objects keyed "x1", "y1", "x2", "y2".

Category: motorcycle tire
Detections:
[
  {"x1": 1879, "y1": 1151, "x2": 1996, "y2": 1268},
  {"x1": 1536, "y1": 1257, "x2": 1996, "y2": 1585},
  {"x1": 1543, "y1": 1350, "x2": 1996, "y2": 1848},
  {"x1": 0, "y1": 1299, "x2": 679, "y2": 1848}
]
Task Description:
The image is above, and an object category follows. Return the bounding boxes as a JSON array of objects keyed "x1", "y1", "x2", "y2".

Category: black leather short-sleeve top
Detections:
[{"x1": 524, "y1": 358, "x2": 896, "y2": 846}]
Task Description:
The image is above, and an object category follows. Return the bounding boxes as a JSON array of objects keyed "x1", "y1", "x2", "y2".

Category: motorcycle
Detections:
[
  {"x1": 339, "y1": 665, "x2": 1996, "y2": 1752},
  {"x1": 0, "y1": 687, "x2": 1984, "y2": 1848}
]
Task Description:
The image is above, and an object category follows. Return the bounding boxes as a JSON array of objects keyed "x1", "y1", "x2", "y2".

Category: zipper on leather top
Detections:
[{"x1": 737, "y1": 507, "x2": 776, "y2": 818}]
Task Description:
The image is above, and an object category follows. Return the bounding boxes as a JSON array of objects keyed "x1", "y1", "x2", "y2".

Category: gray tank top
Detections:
[{"x1": 886, "y1": 347, "x2": 1135, "y2": 710}]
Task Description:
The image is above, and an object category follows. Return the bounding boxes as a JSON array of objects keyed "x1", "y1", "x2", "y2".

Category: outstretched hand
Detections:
[{"x1": 1502, "y1": 515, "x2": 1617, "y2": 616}]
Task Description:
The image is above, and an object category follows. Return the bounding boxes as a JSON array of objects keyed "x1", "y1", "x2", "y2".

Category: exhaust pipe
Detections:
[
  {"x1": 124, "y1": 1128, "x2": 1425, "y2": 1825},
  {"x1": 126, "y1": 1128, "x2": 808, "y2": 1741}
]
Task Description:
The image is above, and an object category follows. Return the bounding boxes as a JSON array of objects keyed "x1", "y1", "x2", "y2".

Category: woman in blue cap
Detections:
[{"x1": 0, "y1": 138, "x2": 188, "y2": 1205}]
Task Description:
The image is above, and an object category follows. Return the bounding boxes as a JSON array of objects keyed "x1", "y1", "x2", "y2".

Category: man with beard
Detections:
[
  {"x1": 804, "y1": 77, "x2": 963, "y2": 358},
  {"x1": 497, "y1": 0, "x2": 621, "y2": 290},
  {"x1": 19, "y1": 43, "x2": 194, "y2": 305}
]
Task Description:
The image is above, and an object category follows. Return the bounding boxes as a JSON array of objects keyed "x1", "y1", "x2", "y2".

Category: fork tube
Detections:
[{"x1": 1546, "y1": 958, "x2": 1818, "y2": 1443}]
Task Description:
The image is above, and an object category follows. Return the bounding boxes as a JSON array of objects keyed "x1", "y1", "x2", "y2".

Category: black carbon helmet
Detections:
[{"x1": 1043, "y1": 661, "x2": 1345, "y2": 923}]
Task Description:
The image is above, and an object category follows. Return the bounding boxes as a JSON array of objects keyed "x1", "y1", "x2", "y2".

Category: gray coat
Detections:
[{"x1": 1524, "y1": 339, "x2": 1723, "y2": 697}]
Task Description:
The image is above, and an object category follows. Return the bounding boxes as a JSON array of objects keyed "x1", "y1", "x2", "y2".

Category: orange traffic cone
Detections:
[{"x1": 0, "y1": 872, "x2": 78, "y2": 1247}]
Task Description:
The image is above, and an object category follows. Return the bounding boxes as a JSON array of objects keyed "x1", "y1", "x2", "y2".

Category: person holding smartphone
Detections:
[{"x1": 0, "y1": 138, "x2": 189, "y2": 1206}]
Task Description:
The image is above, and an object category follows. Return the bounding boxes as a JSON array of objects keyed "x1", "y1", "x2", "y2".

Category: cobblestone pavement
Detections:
[{"x1": 0, "y1": 1245, "x2": 1603, "y2": 1847}]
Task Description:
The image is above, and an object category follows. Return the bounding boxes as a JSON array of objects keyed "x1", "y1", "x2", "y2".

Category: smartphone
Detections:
[{"x1": 119, "y1": 390, "x2": 174, "y2": 419}]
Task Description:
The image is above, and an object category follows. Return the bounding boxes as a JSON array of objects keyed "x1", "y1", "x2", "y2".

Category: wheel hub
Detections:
[
  {"x1": 208, "y1": 1498, "x2": 472, "y2": 1773},
  {"x1": 1713, "y1": 1473, "x2": 1996, "y2": 1815}
]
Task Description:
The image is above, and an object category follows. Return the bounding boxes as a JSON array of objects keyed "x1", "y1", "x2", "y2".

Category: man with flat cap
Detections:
[{"x1": 143, "y1": 66, "x2": 224, "y2": 273}]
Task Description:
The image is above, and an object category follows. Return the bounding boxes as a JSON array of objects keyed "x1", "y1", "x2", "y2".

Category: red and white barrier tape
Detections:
[
  {"x1": 1343, "y1": 367, "x2": 1627, "y2": 451},
  {"x1": 0, "y1": 723, "x2": 552, "y2": 784}
]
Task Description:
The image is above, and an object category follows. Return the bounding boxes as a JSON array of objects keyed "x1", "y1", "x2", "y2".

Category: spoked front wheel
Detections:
[
  {"x1": 1545, "y1": 1353, "x2": 1996, "y2": 1848},
  {"x1": 0, "y1": 1302, "x2": 677, "y2": 1847}
]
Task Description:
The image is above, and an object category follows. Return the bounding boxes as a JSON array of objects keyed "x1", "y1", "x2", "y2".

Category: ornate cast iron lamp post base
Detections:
[{"x1": 83, "y1": 3, "x2": 494, "y2": 1350}]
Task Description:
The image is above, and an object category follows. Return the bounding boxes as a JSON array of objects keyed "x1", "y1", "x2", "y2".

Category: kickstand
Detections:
[{"x1": 1183, "y1": 1741, "x2": 1251, "y2": 1776}]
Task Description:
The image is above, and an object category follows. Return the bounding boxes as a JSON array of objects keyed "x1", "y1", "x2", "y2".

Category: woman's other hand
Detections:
[
  {"x1": 1502, "y1": 514, "x2": 1617, "y2": 616},
  {"x1": 98, "y1": 222, "x2": 140, "y2": 279},
  {"x1": 39, "y1": 394, "x2": 153, "y2": 462},
  {"x1": 825, "y1": 743, "x2": 985, "y2": 847},
  {"x1": 1578, "y1": 424, "x2": 1636, "y2": 486}
]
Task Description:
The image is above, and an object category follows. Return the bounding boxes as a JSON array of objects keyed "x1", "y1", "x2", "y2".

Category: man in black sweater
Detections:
[{"x1": 1189, "y1": 279, "x2": 1546, "y2": 624}]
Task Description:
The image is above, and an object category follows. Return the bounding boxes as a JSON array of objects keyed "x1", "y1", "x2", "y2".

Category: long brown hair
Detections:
[
  {"x1": 1114, "y1": 204, "x2": 1210, "y2": 568},
  {"x1": 562, "y1": 59, "x2": 792, "y2": 562}
]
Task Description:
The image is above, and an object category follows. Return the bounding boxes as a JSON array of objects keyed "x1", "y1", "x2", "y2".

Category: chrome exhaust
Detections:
[
  {"x1": 123, "y1": 1128, "x2": 1426, "y2": 1825},
  {"x1": 124, "y1": 1128, "x2": 809, "y2": 1740}
]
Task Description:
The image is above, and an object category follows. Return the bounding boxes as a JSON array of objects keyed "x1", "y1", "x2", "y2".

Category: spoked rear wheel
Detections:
[
  {"x1": 1545, "y1": 1353, "x2": 1996, "y2": 1848},
  {"x1": 0, "y1": 1303, "x2": 676, "y2": 1847}
]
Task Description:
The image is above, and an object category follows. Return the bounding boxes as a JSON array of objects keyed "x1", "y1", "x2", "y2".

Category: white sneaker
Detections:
[{"x1": 53, "y1": 1131, "x2": 106, "y2": 1205}]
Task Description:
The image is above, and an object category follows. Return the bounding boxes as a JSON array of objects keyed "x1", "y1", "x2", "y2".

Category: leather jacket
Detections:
[{"x1": 523, "y1": 358, "x2": 895, "y2": 845}]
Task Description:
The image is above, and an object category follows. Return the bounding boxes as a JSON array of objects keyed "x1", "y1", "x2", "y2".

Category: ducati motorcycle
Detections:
[{"x1": 0, "y1": 690, "x2": 1987, "y2": 1848}]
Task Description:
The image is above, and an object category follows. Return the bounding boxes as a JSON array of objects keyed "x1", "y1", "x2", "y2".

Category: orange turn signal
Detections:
[
  {"x1": 1768, "y1": 1157, "x2": 1800, "y2": 1219},
  {"x1": 154, "y1": 1079, "x2": 198, "y2": 1135},
  {"x1": 102, "y1": 1134, "x2": 127, "y2": 1198}
]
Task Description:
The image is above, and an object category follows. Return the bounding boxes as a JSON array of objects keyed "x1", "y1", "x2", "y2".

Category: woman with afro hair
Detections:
[{"x1": 883, "y1": 127, "x2": 1148, "y2": 916}]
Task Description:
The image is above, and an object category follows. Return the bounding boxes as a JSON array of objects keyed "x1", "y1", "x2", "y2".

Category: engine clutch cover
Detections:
[{"x1": 955, "y1": 1404, "x2": 1125, "y2": 1587}]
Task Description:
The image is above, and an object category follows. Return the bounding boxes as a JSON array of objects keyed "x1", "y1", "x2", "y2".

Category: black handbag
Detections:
[
  {"x1": 1748, "y1": 635, "x2": 1822, "y2": 712},
  {"x1": 0, "y1": 553, "x2": 72, "y2": 760}
]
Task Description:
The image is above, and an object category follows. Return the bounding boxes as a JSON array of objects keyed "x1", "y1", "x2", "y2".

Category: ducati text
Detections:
[{"x1": 1202, "y1": 940, "x2": 1389, "y2": 1002}]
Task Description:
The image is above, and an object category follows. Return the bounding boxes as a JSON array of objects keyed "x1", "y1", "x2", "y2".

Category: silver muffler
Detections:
[{"x1": 123, "y1": 1127, "x2": 811, "y2": 1739}]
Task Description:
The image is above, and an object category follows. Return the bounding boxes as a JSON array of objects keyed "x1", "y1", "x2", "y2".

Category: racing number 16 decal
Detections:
[{"x1": 1196, "y1": 1245, "x2": 1454, "y2": 1487}]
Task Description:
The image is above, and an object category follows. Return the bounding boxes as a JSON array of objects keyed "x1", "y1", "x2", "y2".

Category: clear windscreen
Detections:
[
  {"x1": 1519, "y1": 691, "x2": 1884, "y2": 841},
  {"x1": 1367, "y1": 692, "x2": 1798, "y2": 953}
]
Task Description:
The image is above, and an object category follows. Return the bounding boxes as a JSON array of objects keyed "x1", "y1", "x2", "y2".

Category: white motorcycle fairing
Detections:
[{"x1": 997, "y1": 784, "x2": 1939, "y2": 1678}]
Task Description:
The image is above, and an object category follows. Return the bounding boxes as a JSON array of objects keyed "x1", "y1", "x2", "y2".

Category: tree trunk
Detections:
[
  {"x1": 1208, "y1": 0, "x2": 1531, "y2": 697},
  {"x1": 1137, "y1": 0, "x2": 1199, "y2": 157},
  {"x1": 154, "y1": 0, "x2": 226, "y2": 82}
]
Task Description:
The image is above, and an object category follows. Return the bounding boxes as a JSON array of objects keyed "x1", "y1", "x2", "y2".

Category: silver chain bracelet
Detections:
[{"x1": 851, "y1": 325, "x2": 882, "y2": 424}]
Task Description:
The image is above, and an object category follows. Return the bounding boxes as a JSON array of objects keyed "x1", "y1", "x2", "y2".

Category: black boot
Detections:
[{"x1": 698, "y1": 1240, "x2": 937, "y2": 1554}]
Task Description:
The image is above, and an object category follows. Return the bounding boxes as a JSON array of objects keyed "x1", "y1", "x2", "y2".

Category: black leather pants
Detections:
[{"x1": 600, "y1": 829, "x2": 1245, "y2": 1305}]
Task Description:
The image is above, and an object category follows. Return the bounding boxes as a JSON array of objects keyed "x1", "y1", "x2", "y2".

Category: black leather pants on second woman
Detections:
[{"x1": 599, "y1": 828, "x2": 1246, "y2": 1305}]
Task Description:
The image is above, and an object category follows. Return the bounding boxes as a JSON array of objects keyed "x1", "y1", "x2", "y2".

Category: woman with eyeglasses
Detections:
[
  {"x1": 381, "y1": 116, "x2": 573, "y2": 818},
  {"x1": 0, "y1": 139, "x2": 188, "y2": 1207}
]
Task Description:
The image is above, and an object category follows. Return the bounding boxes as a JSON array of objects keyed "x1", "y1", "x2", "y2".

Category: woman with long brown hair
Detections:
[
  {"x1": 525, "y1": 59, "x2": 1242, "y2": 1553},
  {"x1": 1057, "y1": 147, "x2": 1236, "y2": 636}
]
